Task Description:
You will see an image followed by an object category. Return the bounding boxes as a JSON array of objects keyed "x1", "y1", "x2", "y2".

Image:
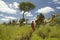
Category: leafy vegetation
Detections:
[
  {"x1": 31, "y1": 25, "x2": 60, "y2": 40},
  {"x1": 0, "y1": 25, "x2": 33, "y2": 40},
  {"x1": 0, "y1": 23, "x2": 60, "y2": 40},
  {"x1": 18, "y1": 2, "x2": 35, "y2": 25}
]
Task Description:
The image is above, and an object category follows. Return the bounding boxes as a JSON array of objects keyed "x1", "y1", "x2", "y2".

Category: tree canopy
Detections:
[
  {"x1": 18, "y1": 2, "x2": 35, "y2": 25},
  {"x1": 18, "y1": 2, "x2": 35, "y2": 12}
]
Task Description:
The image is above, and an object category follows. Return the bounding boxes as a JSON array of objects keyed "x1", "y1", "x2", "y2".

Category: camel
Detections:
[
  {"x1": 35, "y1": 14, "x2": 58, "y2": 25},
  {"x1": 44, "y1": 14, "x2": 58, "y2": 24}
]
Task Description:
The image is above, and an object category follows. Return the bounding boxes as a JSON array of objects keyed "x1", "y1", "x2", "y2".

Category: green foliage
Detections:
[
  {"x1": 45, "y1": 38, "x2": 60, "y2": 40},
  {"x1": 18, "y1": 2, "x2": 35, "y2": 19},
  {"x1": 18, "y1": 2, "x2": 35, "y2": 11},
  {"x1": 31, "y1": 25, "x2": 60, "y2": 40},
  {"x1": 19, "y1": 18, "x2": 25, "y2": 26},
  {"x1": 31, "y1": 33, "x2": 42, "y2": 40}
]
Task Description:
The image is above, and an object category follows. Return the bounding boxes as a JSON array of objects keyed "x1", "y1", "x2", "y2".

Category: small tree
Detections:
[
  {"x1": 18, "y1": 2, "x2": 35, "y2": 25},
  {"x1": 12, "y1": 20, "x2": 16, "y2": 24},
  {"x1": 18, "y1": 2, "x2": 35, "y2": 19},
  {"x1": 26, "y1": 19, "x2": 28, "y2": 24},
  {"x1": 19, "y1": 18, "x2": 25, "y2": 26},
  {"x1": 8, "y1": 20, "x2": 11, "y2": 24}
]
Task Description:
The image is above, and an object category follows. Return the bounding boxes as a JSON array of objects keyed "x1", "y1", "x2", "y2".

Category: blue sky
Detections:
[{"x1": 0, "y1": 0, "x2": 60, "y2": 23}]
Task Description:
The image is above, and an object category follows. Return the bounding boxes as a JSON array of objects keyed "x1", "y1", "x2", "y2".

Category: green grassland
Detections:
[{"x1": 0, "y1": 24, "x2": 60, "y2": 40}]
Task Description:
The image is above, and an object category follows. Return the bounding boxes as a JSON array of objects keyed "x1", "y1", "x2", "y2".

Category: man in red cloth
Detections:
[{"x1": 31, "y1": 21, "x2": 35, "y2": 31}]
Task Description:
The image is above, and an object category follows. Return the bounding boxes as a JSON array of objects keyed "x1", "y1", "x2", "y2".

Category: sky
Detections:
[{"x1": 0, "y1": 0, "x2": 60, "y2": 23}]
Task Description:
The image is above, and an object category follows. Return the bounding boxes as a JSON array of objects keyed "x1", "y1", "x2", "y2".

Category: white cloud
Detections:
[
  {"x1": 0, "y1": 14, "x2": 3, "y2": 16},
  {"x1": 29, "y1": 17, "x2": 36, "y2": 23},
  {"x1": 56, "y1": 7, "x2": 60, "y2": 9},
  {"x1": 53, "y1": 0, "x2": 58, "y2": 2},
  {"x1": 20, "y1": 11, "x2": 28, "y2": 14},
  {"x1": 20, "y1": 11, "x2": 33, "y2": 16},
  {"x1": 8, "y1": 2, "x2": 18, "y2": 9},
  {"x1": 25, "y1": 12, "x2": 29, "y2": 14},
  {"x1": 1, "y1": 18, "x2": 9, "y2": 21},
  {"x1": 33, "y1": 17, "x2": 37, "y2": 21},
  {"x1": 20, "y1": 11, "x2": 24, "y2": 14},
  {"x1": 26, "y1": 12, "x2": 33, "y2": 16},
  {"x1": 8, "y1": 4, "x2": 13, "y2": 8},
  {"x1": 53, "y1": 0, "x2": 60, "y2": 4},
  {"x1": 4, "y1": 16, "x2": 16, "y2": 20},
  {"x1": 0, "y1": 0, "x2": 17, "y2": 14},
  {"x1": 1, "y1": 16, "x2": 16, "y2": 22},
  {"x1": 48, "y1": 0, "x2": 60, "y2": 4},
  {"x1": 48, "y1": 2, "x2": 52, "y2": 3},
  {"x1": 36, "y1": 7, "x2": 54, "y2": 14},
  {"x1": 13, "y1": 2, "x2": 18, "y2": 8}
]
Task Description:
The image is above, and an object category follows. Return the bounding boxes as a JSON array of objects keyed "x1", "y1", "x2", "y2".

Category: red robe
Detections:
[{"x1": 31, "y1": 22, "x2": 35, "y2": 31}]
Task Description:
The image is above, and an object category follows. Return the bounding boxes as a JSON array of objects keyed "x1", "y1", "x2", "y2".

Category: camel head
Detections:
[
  {"x1": 43, "y1": 14, "x2": 58, "y2": 24},
  {"x1": 52, "y1": 14, "x2": 58, "y2": 18}
]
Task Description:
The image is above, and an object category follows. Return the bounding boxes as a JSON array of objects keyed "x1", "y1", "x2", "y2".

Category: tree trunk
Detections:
[{"x1": 22, "y1": 11, "x2": 25, "y2": 19}]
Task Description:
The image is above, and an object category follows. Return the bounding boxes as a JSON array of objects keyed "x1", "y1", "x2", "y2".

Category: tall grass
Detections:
[
  {"x1": 31, "y1": 25, "x2": 60, "y2": 40},
  {"x1": 0, "y1": 24, "x2": 60, "y2": 40},
  {"x1": 0, "y1": 25, "x2": 32, "y2": 40}
]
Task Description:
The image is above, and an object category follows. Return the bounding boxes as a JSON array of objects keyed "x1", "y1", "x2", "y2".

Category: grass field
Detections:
[{"x1": 0, "y1": 24, "x2": 60, "y2": 40}]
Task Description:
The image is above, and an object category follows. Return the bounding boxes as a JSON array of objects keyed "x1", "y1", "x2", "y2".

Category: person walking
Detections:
[{"x1": 31, "y1": 21, "x2": 35, "y2": 31}]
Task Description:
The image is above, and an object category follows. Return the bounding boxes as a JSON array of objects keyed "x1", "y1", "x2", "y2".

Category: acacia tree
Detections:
[
  {"x1": 18, "y1": 2, "x2": 35, "y2": 25},
  {"x1": 18, "y1": 2, "x2": 35, "y2": 20}
]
